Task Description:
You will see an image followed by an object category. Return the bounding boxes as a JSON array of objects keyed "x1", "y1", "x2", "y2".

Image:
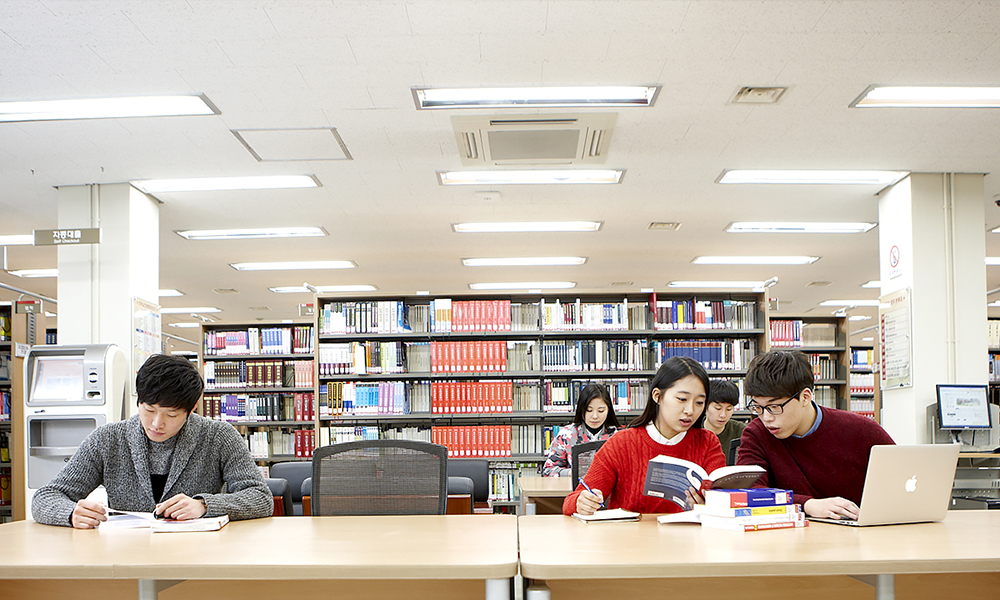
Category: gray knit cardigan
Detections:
[{"x1": 31, "y1": 413, "x2": 273, "y2": 526}]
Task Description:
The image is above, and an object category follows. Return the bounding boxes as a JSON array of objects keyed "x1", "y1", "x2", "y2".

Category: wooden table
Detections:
[
  {"x1": 518, "y1": 476, "x2": 572, "y2": 515},
  {"x1": 0, "y1": 515, "x2": 518, "y2": 600},
  {"x1": 518, "y1": 511, "x2": 1000, "y2": 600}
]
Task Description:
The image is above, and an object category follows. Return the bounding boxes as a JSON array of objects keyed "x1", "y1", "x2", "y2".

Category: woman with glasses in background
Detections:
[{"x1": 736, "y1": 350, "x2": 895, "y2": 521}]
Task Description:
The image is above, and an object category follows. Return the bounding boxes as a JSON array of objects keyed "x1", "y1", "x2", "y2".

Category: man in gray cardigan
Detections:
[{"x1": 32, "y1": 354, "x2": 273, "y2": 528}]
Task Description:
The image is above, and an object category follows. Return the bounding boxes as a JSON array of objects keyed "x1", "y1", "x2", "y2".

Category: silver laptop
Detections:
[{"x1": 808, "y1": 444, "x2": 960, "y2": 527}]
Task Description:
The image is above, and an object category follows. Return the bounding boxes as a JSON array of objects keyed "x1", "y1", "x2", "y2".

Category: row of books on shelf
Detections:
[
  {"x1": 203, "y1": 392, "x2": 315, "y2": 422},
  {"x1": 431, "y1": 424, "x2": 557, "y2": 457},
  {"x1": 317, "y1": 378, "x2": 652, "y2": 416},
  {"x1": 990, "y1": 354, "x2": 1000, "y2": 382},
  {"x1": 652, "y1": 298, "x2": 758, "y2": 331},
  {"x1": 653, "y1": 339, "x2": 757, "y2": 371},
  {"x1": 989, "y1": 320, "x2": 1000, "y2": 349},
  {"x1": 851, "y1": 348, "x2": 875, "y2": 370},
  {"x1": 850, "y1": 372, "x2": 876, "y2": 394},
  {"x1": 849, "y1": 399, "x2": 877, "y2": 419},
  {"x1": 769, "y1": 320, "x2": 838, "y2": 348},
  {"x1": 541, "y1": 299, "x2": 650, "y2": 331},
  {"x1": 247, "y1": 428, "x2": 315, "y2": 459},
  {"x1": 540, "y1": 339, "x2": 652, "y2": 372},
  {"x1": 492, "y1": 462, "x2": 542, "y2": 503},
  {"x1": 809, "y1": 354, "x2": 839, "y2": 381},
  {"x1": 203, "y1": 325, "x2": 314, "y2": 356},
  {"x1": 812, "y1": 386, "x2": 838, "y2": 410},
  {"x1": 204, "y1": 359, "x2": 314, "y2": 390},
  {"x1": 0, "y1": 390, "x2": 9, "y2": 421}
]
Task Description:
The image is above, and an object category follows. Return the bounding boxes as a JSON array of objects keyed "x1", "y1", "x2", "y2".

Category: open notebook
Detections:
[
  {"x1": 571, "y1": 508, "x2": 641, "y2": 523},
  {"x1": 100, "y1": 509, "x2": 230, "y2": 533}
]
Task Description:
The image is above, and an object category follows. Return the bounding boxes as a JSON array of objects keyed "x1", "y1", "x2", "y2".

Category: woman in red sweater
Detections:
[{"x1": 565, "y1": 356, "x2": 726, "y2": 516}]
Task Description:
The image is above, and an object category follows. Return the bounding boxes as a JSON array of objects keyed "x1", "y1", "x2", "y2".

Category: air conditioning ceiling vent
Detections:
[{"x1": 452, "y1": 113, "x2": 616, "y2": 166}]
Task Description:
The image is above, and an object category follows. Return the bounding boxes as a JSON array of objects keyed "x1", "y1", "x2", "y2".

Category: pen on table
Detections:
[{"x1": 578, "y1": 477, "x2": 605, "y2": 509}]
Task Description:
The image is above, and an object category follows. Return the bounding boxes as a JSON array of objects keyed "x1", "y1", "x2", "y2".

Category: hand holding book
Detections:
[{"x1": 643, "y1": 456, "x2": 765, "y2": 510}]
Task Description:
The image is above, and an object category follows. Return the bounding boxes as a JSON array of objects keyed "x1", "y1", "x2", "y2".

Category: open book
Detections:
[
  {"x1": 571, "y1": 508, "x2": 641, "y2": 523},
  {"x1": 642, "y1": 456, "x2": 765, "y2": 510},
  {"x1": 100, "y1": 509, "x2": 229, "y2": 533}
]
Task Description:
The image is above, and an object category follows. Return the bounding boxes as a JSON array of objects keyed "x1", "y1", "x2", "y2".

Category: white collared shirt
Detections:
[{"x1": 646, "y1": 422, "x2": 687, "y2": 445}]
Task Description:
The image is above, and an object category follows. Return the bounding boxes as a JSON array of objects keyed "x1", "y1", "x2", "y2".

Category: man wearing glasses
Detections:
[{"x1": 736, "y1": 350, "x2": 894, "y2": 520}]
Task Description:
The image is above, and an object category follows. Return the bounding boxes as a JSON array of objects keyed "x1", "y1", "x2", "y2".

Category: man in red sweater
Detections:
[{"x1": 737, "y1": 350, "x2": 895, "y2": 520}]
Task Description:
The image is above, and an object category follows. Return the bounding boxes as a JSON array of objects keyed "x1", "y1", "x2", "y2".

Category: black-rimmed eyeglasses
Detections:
[{"x1": 746, "y1": 389, "x2": 805, "y2": 416}]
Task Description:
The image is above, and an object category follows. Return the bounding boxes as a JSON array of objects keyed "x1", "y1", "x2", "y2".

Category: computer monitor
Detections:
[
  {"x1": 29, "y1": 355, "x2": 85, "y2": 403},
  {"x1": 936, "y1": 384, "x2": 992, "y2": 430}
]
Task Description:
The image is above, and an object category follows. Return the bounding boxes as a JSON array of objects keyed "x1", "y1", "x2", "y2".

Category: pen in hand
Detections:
[{"x1": 579, "y1": 477, "x2": 605, "y2": 510}]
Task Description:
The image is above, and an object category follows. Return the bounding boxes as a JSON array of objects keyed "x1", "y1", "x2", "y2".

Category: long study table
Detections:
[
  {"x1": 0, "y1": 514, "x2": 518, "y2": 600},
  {"x1": 518, "y1": 510, "x2": 1000, "y2": 600}
]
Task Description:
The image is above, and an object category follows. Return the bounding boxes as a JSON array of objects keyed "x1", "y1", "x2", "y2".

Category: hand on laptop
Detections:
[{"x1": 803, "y1": 497, "x2": 860, "y2": 520}]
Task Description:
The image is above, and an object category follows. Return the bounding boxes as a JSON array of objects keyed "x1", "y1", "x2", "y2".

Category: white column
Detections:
[
  {"x1": 56, "y1": 183, "x2": 159, "y2": 417},
  {"x1": 877, "y1": 173, "x2": 987, "y2": 444}
]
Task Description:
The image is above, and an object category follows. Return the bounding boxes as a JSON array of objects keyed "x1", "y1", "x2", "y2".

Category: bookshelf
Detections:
[
  {"x1": 198, "y1": 323, "x2": 316, "y2": 463},
  {"x1": 314, "y1": 293, "x2": 767, "y2": 511},
  {"x1": 0, "y1": 306, "x2": 11, "y2": 522},
  {"x1": 767, "y1": 316, "x2": 850, "y2": 412},
  {"x1": 849, "y1": 345, "x2": 879, "y2": 422}
]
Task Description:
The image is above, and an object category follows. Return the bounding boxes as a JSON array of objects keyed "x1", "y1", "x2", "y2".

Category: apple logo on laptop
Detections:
[{"x1": 905, "y1": 475, "x2": 918, "y2": 493}]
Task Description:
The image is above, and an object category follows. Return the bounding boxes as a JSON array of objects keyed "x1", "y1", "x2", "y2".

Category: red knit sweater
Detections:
[
  {"x1": 737, "y1": 406, "x2": 895, "y2": 506},
  {"x1": 562, "y1": 426, "x2": 726, "y2": 515}
]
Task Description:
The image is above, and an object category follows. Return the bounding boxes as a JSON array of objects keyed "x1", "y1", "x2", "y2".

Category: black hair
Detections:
[
  {"x1": 743, "y1": 350, "x2": 814, "y2": 400},
  {"x1": 708, "y1": 379, "x2": 740, "y2": 406},
  {"x1": 629, "y1": 356, "x2": 710, "y2": 429},
  {"x1": 135, "y1": 354, "x2": 204, "y2": 413},
  {"x1": 572, "y1": 382, "x2": 622, "y2": 429}
]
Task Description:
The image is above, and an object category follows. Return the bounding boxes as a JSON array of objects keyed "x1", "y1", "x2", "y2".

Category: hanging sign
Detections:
[{"x1": 34, "y1": 228, "x2": 101, "y2": 245}]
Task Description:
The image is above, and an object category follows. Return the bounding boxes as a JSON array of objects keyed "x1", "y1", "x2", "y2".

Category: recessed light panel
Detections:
[
  {"x1": 462, "y1": 257, "x2": 586, "y2": 267},
  {"x1": 158, "y1": 289, "x2": 184, "y2": 297},
  {"x1": 0, "y1": 234, "x2": 35, "y2": 245},
  {"x1": 132, "y1": 175, "x2": 320, "y2": 194},
  {"x1": 469, "y1": 282, "x2": 576, "y2": 290},
  {"x1": 692, "y1": 256, "x2": 819, "y2": 265},
  {"x1": 726, "y1": 222, "x2": 876, "y2": 234},
  {"x1": 718, "y1": 170, "x2": 908, "y2": 185},
  {"x1": 176, "y1": 227, "x2": 326, "y2": 240},
  {"x1": 0, "y1": 94, "x2": 218, "y2": 122},
  {"x1": 438, "y1": 170, "x2": 623, "y2": 186},
  {"x1": 413, "y1": 86, "x2": 659, "y2": 109},
  {"x1": 7, "y1": 268, "x2": 57, "y2": 278},
  {"x1": 852, "y1": 85, "x2": 1000, "y2": 108},
  {"x1": 160, "y1": 307, "x2": 222, "y2": 314},
  {"x1": 232, "y1": 128, "x2": 352, "y2": 162},
  {"x1": 269, "y1": 285, "x2": 377, "y2": 294},
  {"x1": 667, "y1": 280, "x2": 767, "y2": 290},
  {"x1": 819, "y1": 300, "x2": 882, "y2": 307},
  {"x1": 230, "y1": 261, "x2": 355, "y2": 271},
  {"x1": 452, "y1": 221, "x2": 602, "y2": 233}
]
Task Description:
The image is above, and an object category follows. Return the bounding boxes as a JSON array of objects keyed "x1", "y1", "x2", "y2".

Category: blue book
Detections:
[{"x1": 704, "y1": 487, "x2": 794, "y2": 508}]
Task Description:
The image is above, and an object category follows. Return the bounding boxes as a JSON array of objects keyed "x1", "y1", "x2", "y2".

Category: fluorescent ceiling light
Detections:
[
  {"x1": 861, "y1": 280, "x2": 881, "y2": 289},
  {"x1": 861, "y1": 337, "x2": 874, "y2": 342},
  {"x1": 132, "y1": 175, "x2": 319, "y2": 194},
  {"x1": 668, "y1": 280, "x2": 766, "y2": 290},
  {"x1": 463, "y1": 257, "x2": 586, "y2": 267},
  {"x1": 176, "y1": 227, "x2": 326, "y2": 240},
  {"x1": 230, "y1": 260, "x2": 355, "y2": 271},
  {"x1": 158, "y1": 289, "x2": 184, "y2": 297},
  {"x1": 0, "y1": 95, "x2": 217, "y2": 123},
  {"x1": 413, "y1": 86, "x2": 659, "y2": 109},
  {"x1": 990, "y1": 301, "x2": 1000, "y2": 307},
  {"x1": 7, "y1": 268, "x2": 57, "y2": 278},
  {"x1": 717, "y1": 170, "x2": 908, "y2": 185},
  {"x1": 987, "y1": 257, "x2": 1000, "y2": 266},
  {"x1": 269, "y1": 285, "x2": 377, "y2": 294},
  {"x1": 852, "y1": 85, "x2": 1000, "y2": 108},
  {"x1": 168, "y1": 322, "x2": 201, "y2": 328},
  {"x1": 416, "y1": 291, "x2": 430, "y2": 296},
  {"x1": 726, "y1": 222, "x2": 876, "y2": 234},
  {"x1": 0, "y1": 234, "x2": 34, "y2": 245},
  {"x1": 469, "y1": 282, "x2": 576, "y2": 290},
  {"x1": 160, "y1": 307, "x2": 221, "y2": 314},
  {"x1": 438, "y1": 170, "x2": 623, "y2": 186},
  {"x1": 849, "y1": 315, "x2": 873, "y2": 321},
  {"x1": 820, "y1": 300, "x2": 882, "y2": 307},
  {"x1": 452, "y1": 221, "x2": 602, "y2": 233},
  {"x1": 692, "y1": 256, "x2": 819, "y2": 265}
]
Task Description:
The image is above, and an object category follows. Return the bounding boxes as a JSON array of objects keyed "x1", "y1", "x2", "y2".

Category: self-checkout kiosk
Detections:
[{"x1": 22, "y1": 344, "x2": 128, "y2": 511}]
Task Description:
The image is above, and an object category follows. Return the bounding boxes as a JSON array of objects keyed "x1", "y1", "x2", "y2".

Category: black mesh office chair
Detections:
[
  {"x1": 311, "y1": 440, "x2": 449, "y2": 516},
  {"x1": 271, "y1": 461, "x2": 312, "y2": 516},
  {"x1": 728, "y1": 438, "x2": 741, "y2": 466},
  {"x1": 571, "y1": 440, "x2": 607, "y2": 483},
  {"x1": 447, "y1": 458, "x2": 490, "y2": 505}
]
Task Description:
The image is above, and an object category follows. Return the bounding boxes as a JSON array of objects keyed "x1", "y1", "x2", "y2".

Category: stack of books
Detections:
[{"x1": 697, "y1": 488, "x2": 807, "y2": 532}]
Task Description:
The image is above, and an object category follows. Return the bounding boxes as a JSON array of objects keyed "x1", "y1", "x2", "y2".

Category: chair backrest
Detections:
[
  {"x1": 270, "y1": 461, "x2": 312, "y2": 516},
  {"x1": 571, "y1": 440, "x2": 607, "y2": 483},
  {"x1": 311, "y1": 440, "x2": 448, "y2": 516},
  {"x1": 447, "y1": 476, "x2": 475, "y2": 514},
  {"x1": 728, "y1": 437, "x2": 741, "y2": 466},
  {"x1": 264, "y1": 477, "x2": 293, "y2": 517},
  {"x1": 447, "y1": 458, "x2": 490, "y2": 503}
]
